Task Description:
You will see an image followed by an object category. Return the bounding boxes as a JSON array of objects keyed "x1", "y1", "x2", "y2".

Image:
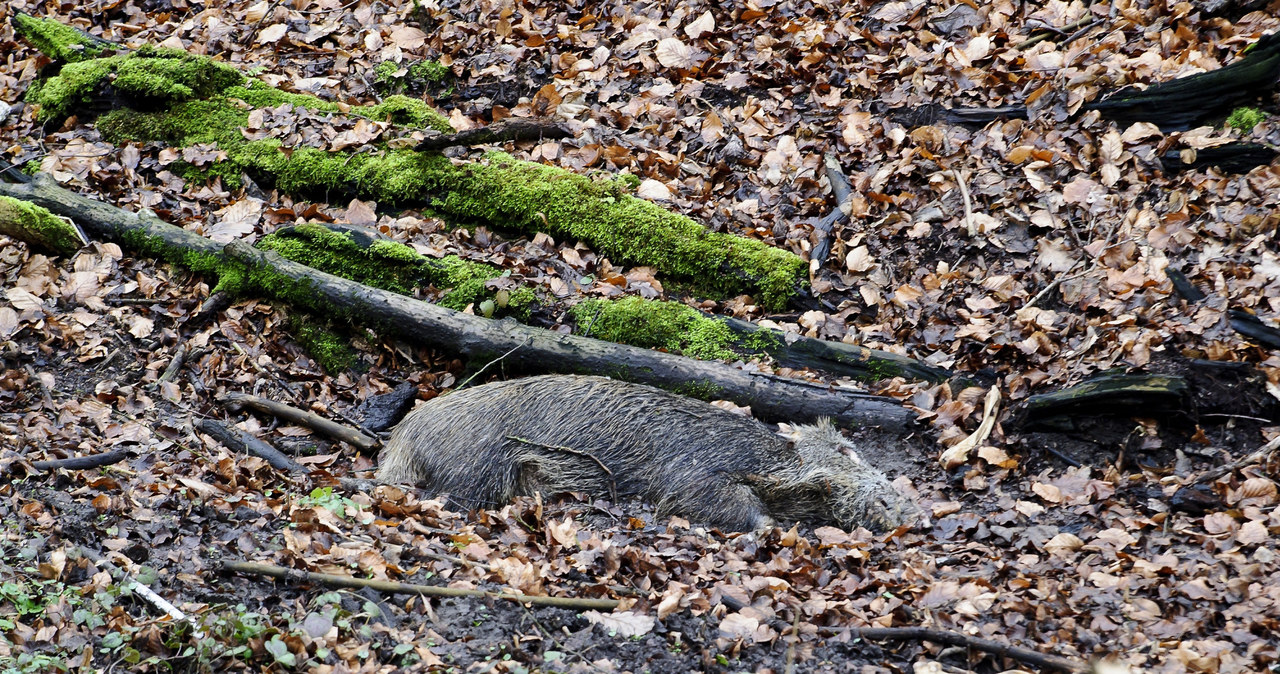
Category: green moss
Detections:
[
  {"x1": 170, "y1": 160, "x2": 244, "y2": 189},
  {"x1": 364, "y1": 94, "x2": 453, "y2": 132},
  {"x1": 1227, "y1": 106, "x2": 1267, "y2": 132},
  {"x1": 29, "y1": 48, "x2": 244, "y2": 122},
  {"x1": 223, "y1": 81, "x2": 340, "y2": 113},
  {"x1": 0, "y1": 196, "x2": 83, "y2": 254},
  {"x1": 424, "y1": 153, "x2": 807, "y2": 309},
  {"x1": 741, "y1": 326, "x2": 784, "y2": 353},
  {"x1": 257, "y1": 223, "x2": 425, "y2": 295},
  {"x1": 572, "y1": 296, "x2": 740, "y2": 361},
  {"x1": 374, "y1": 59, "x2": 453, "y2": 97},
  {"x1": 256, "y1": 222, "x2": 533, "y2": 316},
  {"x1": 289, "y1": 315, "x2": 356, "y2": 373},
  {"x1": 11, "y1": 14, "x2": 109, "y2": 63},
  {"x1": 672, "y1": 380, "x2": 724, "y2": 401},
  {"x1": 64, "y1": 57, "x2": 798, "y2": 305}
]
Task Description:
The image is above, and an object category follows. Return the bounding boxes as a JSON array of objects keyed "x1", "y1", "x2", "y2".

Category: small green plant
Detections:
[
  {"x1": 1227, "y1": 106, "x2": 1266, "y2": 132},
  {"x1": 298, "y1": 487, "x2": 362, "y2": 518}
]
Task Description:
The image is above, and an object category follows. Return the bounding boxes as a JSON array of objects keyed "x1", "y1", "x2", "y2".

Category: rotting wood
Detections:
[
  {"x1": 891, "y1": 31, "x2": 1280, "y2": 136},
  {"x1": 219, "y1": 391, "x2": 380, "y2": 452},
  {"x1": 1014, "y1": 373, "x2": 1190, "y2": 428},
  {"x1": 221, "y1": 561, "x2": 620, "y2": 611},
  {"x1": 1229, "y1": 309, "x2": 1280, "y2": 350},
  {"x1": 0, "y1": 173, "x2": 914, "y2": 430}
]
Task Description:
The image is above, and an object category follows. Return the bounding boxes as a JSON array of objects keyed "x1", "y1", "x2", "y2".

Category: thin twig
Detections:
[
  {"x1": 221, "y1": 561, "x2": 620, "y2": 610},
  {"x1": 952, "y1": 169, "x2": 975, "y2": 237},
  {"x1": 30, "y1": 449, "x2": 130, "y2": 472},
  {"x1": 157, "y1": 343, "x2": 188, "y2": 385},
  {"x1": 1014, "y1": 16, "x2": 1096, "y2": 50},
  {"x1": 1186, "y1": 435, "x2": 1280, "y2": 486},
  {"x1": 219, "y1": 391, "x2": 379, "y2": 452},
  {"x1": 506, "y1": 435, "x2": 617, "y2": 503},
  {"x1": 454, "y1": 339, "x2": 529, "y2": 390}
]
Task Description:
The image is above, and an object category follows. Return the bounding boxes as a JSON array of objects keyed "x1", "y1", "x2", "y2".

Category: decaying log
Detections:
[
  {"x1": 415, "y1": 118, "x2": 573, "y2": 152},
  {"x1": 1160, "y1": 143, "x2": 1279, "y2": 174},
  {"x1": 890, "y1": 32, "x2": 1280, "y2": 141},
  {"x1": 0, "y1": 174, "x2": 914, "y2": 430},
  {"x1": 720, "y1": 316, "x2": 952, "y2": 383},
  {"x1": 1229, "y1": 309, "x2": 1280, "y2": 350},
  {"x1": 1014, "y1": 373, "x2": 1190, "y2": 428},
  {"x1": 29, "y1": 449, "x2": 130, "y2": 472}
]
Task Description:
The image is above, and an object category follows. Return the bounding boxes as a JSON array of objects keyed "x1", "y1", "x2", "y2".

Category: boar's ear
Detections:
[{"x1": 775, "y1": 422, "x2": 802, "y2": 443}]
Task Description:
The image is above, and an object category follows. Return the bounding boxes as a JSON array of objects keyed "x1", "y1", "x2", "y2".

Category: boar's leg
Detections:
[{"x1": 666, "y1": 481, "x2": 775, "y2": 532}]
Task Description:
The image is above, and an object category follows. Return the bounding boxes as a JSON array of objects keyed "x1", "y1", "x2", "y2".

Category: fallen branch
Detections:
[
  {"x1": 78, "y1": 546, "x2": 205, "y2": 639},
  {"x1": 1013, "y1": 16, "x2": 1097, "y2": 50},
  {"x1": 219, "y1": 392, "x2": 379, "y2": 453},
  {"x1": 30, "y1": 449, "x2": 130, "y2": 472},
  {"x1": 1185, "y1": 434, "x2": 1280, "y2": 485},
  {"x1": 196, "y1": 418, "x2": 309, "y2": 474},
  {"x1": 415, "y1": 118, "x2": 573, "y2": 152},
  {"x1": 0, "y1": 174, "x2": 912, "y2": 431},
  {"x1": 1228, "y1": 309, "x2": 1280, "y2": 350},
  {"x1": 818, "y1": 625, "x2": 1089, "y2": 673},
  {"x1": 221, "y1": 561, "x2": 620, "y2": 610}
]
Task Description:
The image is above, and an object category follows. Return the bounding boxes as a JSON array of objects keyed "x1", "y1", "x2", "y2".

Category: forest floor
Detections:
[{"x1": 2, "y1": 0, "x2": 1280, "y2": 672}]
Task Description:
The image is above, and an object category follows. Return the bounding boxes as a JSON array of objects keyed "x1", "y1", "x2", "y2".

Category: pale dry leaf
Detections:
[
  {"x1": 635, "y1": 179, "x2": 672, "y2": 201},
  {"x1": 939, "y1": 386, "x2": 1001, "y2": 469},
  {"x1": 1032, "y1": 482, "x2": 1064, "y2": 503},
  {"x1": 5, "y1": 287, "x2": 44, "y2": 312},
  {"x1": 584, "y1": 610, "x2": 655, "y2": 638},
  {"x1": 1238, "y1": 520, "x2": 1269, "y2": 545},
  {"x1": 1100, "y1": 129, "x2": 1123, "y2": 164},
  {"x1": 845, "y1": 245, "x2": 876, "y2": 273},
  {"x1": 1045, "y1": 532, "x2": 1084, "y2": 556},
  {"x1": 717, "y1": 612, "x2": 758, "y2": 640},
  {"x1": 125, "y1": 315, "x2": 154, "y2": 339},
  {"x1": 655, "y1": 37, "x2": 696, "y2": 69},
  {"x1": 244, "y1": 0, "x2": 270, "y2": 23},
  {"x1": 0, "y1": 307, "x2": 18, "y2": 339},
  {"x1": 389, "y1": 26, "x2": 427, "y2": 50},
  {"x1": 684, "y1": 11, "x2": 715, "y2": 38},
  {"x1": 257, "y1": 23, "x2": 288, "y2": 44},
  {"x1": 208, "y1": 198, "x2": 263, "y2": 243}
]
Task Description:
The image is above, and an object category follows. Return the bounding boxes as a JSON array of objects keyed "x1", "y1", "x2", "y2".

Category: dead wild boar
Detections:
[{"x1": 377, "y1": 375, "x2": 916, "y2": 532}]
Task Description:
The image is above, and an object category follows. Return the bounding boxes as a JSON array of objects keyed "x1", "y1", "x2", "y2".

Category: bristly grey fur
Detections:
[{"x1": 377, "y1": 375, "x2": 917, "y2": 532}]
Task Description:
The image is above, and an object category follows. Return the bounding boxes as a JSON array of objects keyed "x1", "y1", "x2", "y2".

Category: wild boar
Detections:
[{"x1": 377, "y1": 375, "x2": 915, "y2": 532}]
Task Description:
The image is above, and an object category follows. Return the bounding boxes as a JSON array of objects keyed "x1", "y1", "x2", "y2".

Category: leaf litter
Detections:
[{"x1": 0, "y1": 0, "x2": 1279, "y2": 672}]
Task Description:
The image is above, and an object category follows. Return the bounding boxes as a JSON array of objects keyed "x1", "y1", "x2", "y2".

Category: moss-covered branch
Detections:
[
  {"x1": 0, "y1": 195, "x2": 86, "y2": 254},
  {"x1": 261, "y1": 222, "x2": 947, "y2": 383},
  {"x1": 9, "y1": 14, "x2": 115, "y2": 64},
  {"x1": 14, "y1": 18, "x2": 808, "y2": 308},
  {"x1": 0, "y1": 173, "x2": 911, "y2": 429}
]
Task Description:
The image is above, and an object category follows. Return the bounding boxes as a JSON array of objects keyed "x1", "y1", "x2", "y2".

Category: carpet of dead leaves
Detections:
[{"x1": 2, "y1": 0, "x2": 1280, "y2": 672}]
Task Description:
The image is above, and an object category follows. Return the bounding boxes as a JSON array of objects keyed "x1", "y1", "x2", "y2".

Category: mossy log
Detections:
[
  {"x1": 0, "y1": 173, "x2": 913, "y2": 430},
  {"x1": 0, "y1": 195, "x2": 86, "y2": 254},
  {"x1": 264, "y1": 221, "x2": 950, "y2": 384}
]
